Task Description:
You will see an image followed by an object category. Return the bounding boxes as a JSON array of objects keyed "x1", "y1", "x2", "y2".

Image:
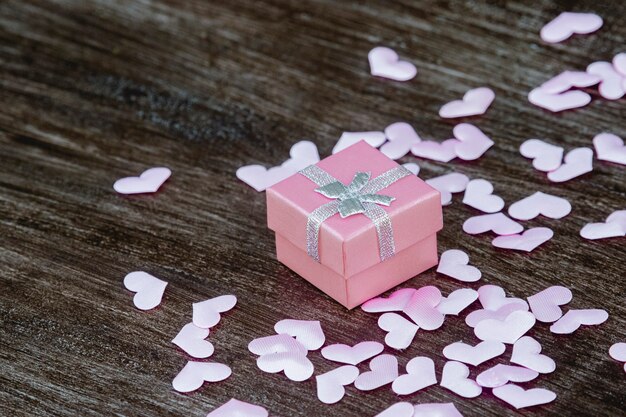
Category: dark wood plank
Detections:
[{"x1": 1, "y1": 1, "x2": 624, "y2": 416}]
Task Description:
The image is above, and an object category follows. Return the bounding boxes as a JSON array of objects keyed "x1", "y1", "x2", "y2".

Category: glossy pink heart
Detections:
[
  {"x1": 520, "y1": 139, "x2": 564, "y2": 172},
  {"x1": 414, "y1": 403, "x2": 463, "y2": 417},
  {"x1": 172, "y1": 361, "x2": 231, "y2": 393},
  {"x1": 362, "y1": 288, "x2": 416, "y2": 313},
  {"x1": 368, "y1": 47, "x2": 417, "y2": 81},
  {"x1": 508, "y1": 192, "x2": 571, "y2": 220},
  {"x1": 425, "y1": 172, "x2": 469, "y2": 206},
  {"x1": 437, "y1": 249, "x2": 481, "y2": 282},
  {"x1": 123, "y1": 271, "x2": 167, "y2": 310},
  {"x1": 539, "y1": 71, "x2": 601, "y2": 94},
  {"x1": 463, "y1": 179, "x2": 504, "y2": 213},
  {"x1": 548, "y1": 147, "x2": 593, "y2": 182},
  {"x1": 256, "y1": 351, "x2": 314, "y2": 381},
  {"x1": 609, "y1": 343, "x2": 626, "y2": 372},
  {"x1": 192, "y1": 295, "x2": 237, "y2": 328},
  {"x1": 172, "y1": 323, "x2": 213, "y2": 358},
  {"x1": 540, "y1": 12, "x2": 603, "y2": 43},
  {"x1": 527, "y1": 286, "x2": 572, "y2": 323},
  {"x1": 378, "y1": 313, "x2": 419, "y2": 350},
  {"x1": 248, "y1": 334, "x2": 308, "y2": 356},
  {"x1": 478, "y1": 285, "x2": 528, "y2": 311},
  {"x1": 274, "y1": 319, "x2": 325, "y2": 350},
  {"x1": 436, "y1": 288, "x2": 478, "y2": 316},
  {"x1": 528, "y1": 88, "x2": 591, "y2": 112},
  {"x1": 316, "y1": 365, "x2": 359, "y2": 404},
  {"x1": 443, "y1": 341, "x2": 505, "y2": 366},
  {"x1": 550, "y1": 309, "x2": 608, "y2": 334},
  {"x1": 476, "y1": 364, "x2": 538, "y2": 388},
  {"x1": 474, "y1": 310, "x2": 536, "y2": 344},
  {"x1": 403, "y1": 286, "x2": 445, "y2": 330},
  {"x1": 114, "y1": 167, "x2": 171, "y2": 194},
  {"x1": 207, "y1": 399, "x2": 268, "y2": 417},
  {"x1": 593, "y1": 133, "x2": 626, "y2": 165},
  {"x1": 381, "y1": 122, "x2": 421, "y2": 160},
  {"x1": 580, "y1": 210, "x2": 626, "y2": 240},
  {"x1": 354, "y1": 354, "x2": 399, "y2": 391},
  {"x1": 511, "y1": 336, "x2": 556, "y2": 374},
  {"x1": 440, "y1": 361, "x2": 482, "y2": 398},
  {"x1": 333, "y1": 131, "x2": 386, "y2": 154},
  {"x1": 375, "y1": 402, "x2": 415, "y2": 417},
  {"x1": 466, "y1": 303, "x2": 529, "y2": 328},
  {"x1": 587, "y1": 61, "x2": 625, "y2": 100},
  {"x1": 463, "y1": 213, "x2": 523, "y2": 236},
  {"x1": 493, "y1": 384, "x2": 556, "y2": 409},
  {"x1": 439, "y1": 87, "x2": 495, "y2": 118},
  {"x1": 411, "y1": 139, "x2": 459, "y2": 162},
  {"x1": 453, "y1": 123, "x2": 494, "y2": 160},
  {"x1": 392, "y1": 356, "x2": 437, "y2": 395},
  {"x1": 492, "y1": 227, "x2": 553, "y2": 252},
  {"x1": 321, "y1": 341, "x2": 384, "y2": 365}
]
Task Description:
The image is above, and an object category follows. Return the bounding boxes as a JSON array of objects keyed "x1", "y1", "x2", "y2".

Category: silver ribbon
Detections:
[{"x1": 299, "y1": 165, "x2": 411, "y2": 263}]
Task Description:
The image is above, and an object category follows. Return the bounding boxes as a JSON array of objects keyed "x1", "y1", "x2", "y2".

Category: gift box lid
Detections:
[{"x1": 267, "y1": 141, "x2": 442, "y2": 278}]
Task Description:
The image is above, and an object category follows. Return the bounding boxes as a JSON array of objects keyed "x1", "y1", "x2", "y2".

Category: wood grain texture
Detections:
[{"x1": 1, "y1": 0, "x2": 625, "y2": 416}]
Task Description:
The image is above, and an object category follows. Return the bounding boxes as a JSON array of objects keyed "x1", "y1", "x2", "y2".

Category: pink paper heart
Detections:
[
  {"x1": 362, "y1": 288, "x2": 416, "y2": 313},
  {"x1": 476, "y1": 364, "x2": 538, "y2": 388},
  {"x1": 425, "y1": 172, "x2": 470, "y2": 206},
  {"x1": 375, "y1": 402, "x2": 415, "y2": 417},
  {"x1": 540, "y1": 12, "x2": 603, "y2": 43},
  {"x1": 392, "y1": 356, "x2": 437, "y2": 395},
  {"x1": 493, "y1": 383, "x2": 556, "y2": 409},
  {"x1": 381, "y1": 122, "x2": 422, "y2": 160},
  {"x1": 114, "y1": 167, "x2": 171, "y2": 194},
  {"x1": 539, "y1": 71, "x2": 601, "y2": 94},
  {"x1": 478, "y1": 285, "x2": 528, "y2": 311},
  {"x1": 172, "y1": 323, "x2": 214, "y2": 358},
  {"x1": 528, "y1": 87, "x2": 591, "y2": 112},
  {"x1": 248, "y1": 334, "x2": 308, "y2": 356},
  {"x1": 463, "y1": 179, "x2": 505, "y2": 213},
  {"x1": 527, "y1": 286, "x2": 572, "y2": 323},
  {"x1": 443, "y1": 341, "x2": 505, "y2": 366},
  {"x1": 511, "y1": 336, "x2": 556, "y2": 374},
  {"x1": 466, "y1": 303, "x2": 529, "y2": 328},
  {"x1": 403, "y1": 163, "x2": 420, "y2": 176},
  {"x1": 437, "y1": 249, "x2": 482, "y2": 282},
  {"x1": 463, "y1": 213, "x2": 523, "y2": 236},
  {"x1": 368, "y1": 47, "x2": 417, "y2": 81},
  {"x1": 315, "y1": 365, "x2": 359, "y2": 404},
  {"x1": 614, "y1": 52, "x2": 626, "y2": 76},
  {"x1": 440, "y1": 361, "x2": 482, "y2": 398},
  {"x1": 609, "y1": 342, "x2": 626, "y2": 373},
  {"x1": 123, "y1": 271, "x2": 167, "y2": 310},
  {"x1": 547, "y1": 147, "x2": 593, "y2": 183},
  {"x1": 593, "y1": 133, "x2": 626, "y2": 165},
  {"x1": 580, "y1": 209, "x2": 626, "y2": 240},
  {"x1": 414, "y1": 403, "x2": 463, "y2": 417},
  {"x1": 439, "y1": 87, "x2": 495, "y2": 118},
  {"x1": 274, "y1": 319, "x2": 325, "y2": 351},
  {"x1": 436, "y1": 288, "x2": 478, "y2": 316},
  {"x1": 207, "y1": 399, "x2": 268, "y2": 417},
  {"x1": 474, "y1": 310, "x2": 536, "y2": 344},
  {"x1": 192, "y1": 295, "x2": 237, "y2": 328},
  {"x1": 492, "y1": 227, "x2": 553, "y2": 252},
  {"x1": 321, "y1": 341, "x2": 384, "y2": 365},
  {"x1": 411, "y1": 139, "x2": 460, "y2": 162},
  {"x1": 172, "y1": 361, "x2": 231, "y2": 393},
  {"x1": 333, "y1": 131, "x2": 386, "y2": 154},
  {"x1": 256, "y1": 351, "x2": 314, "y2": 381},
  {"x1": 378, "y1": 313, "x2": 419, "y2": 350},
  {"x1": 520, "y1": 139, "x2": 564, "y2": 172},
  {"x1": 354, "y1": 354, "x2": 399, "y2": 391},
  {"x1": 550, "y1": 309, "x2": 608, "y2": 334},
  {"x1": 587, "y1": 61, "x2": 625, "y2": 100},
  {"x1": 508, "y1": 192, "x2": 571, "y2": 221},
  {"x1": 453, "y1": 123, "x2": 494, "y2": 161},
  {"x1": 403, "y1": 286, "x2": 445, "y2": 330}
]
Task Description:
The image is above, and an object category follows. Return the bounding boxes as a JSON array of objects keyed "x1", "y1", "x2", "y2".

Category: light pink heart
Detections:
[
  {"x1": 380, "y1": 122, "x2": 421, "y2": 160},
  {"x1": 437, "y1": 249, "x2": 481, "y2": 282},
  {"x1": 172, "y1": 361, "x2": 231, "y2": 393},
  {"x1": 520, "y1": 139, "x2": 564, "y2": 172},
  {"x1": 492, "y1": 227, "x2": 553, "y2": 252},
  {"x1": 114, "y1": 167, "x2": 171, "y2": 194},
  {"x1": 248, "y1": 334, "x2": 308, "y2": 356},
  {"x1": 274, "y1": 319, "x2": 325, "y2": 351},
  {"x1": 172, "y1": 323, "x2": 213, "y2": 358},
  {"x1": 508, "y1": 192, "x2": 571, "y2": 220},
  {"x1": 207, "y1": 399, "x2": 268, "y2": 417},
  {"x1": 593, "y1": 133, "x2": 626, "y2": 165},
  {"x1": 443, "y1": 340, "x2": 505, "y2": 366},
  {"x1": 528, "y1": 88, "x2": 591, "y2": 112},
  {"x1": 463, "y1": 212, "x2": 523, "y2": 236},
  {"x1": 493, "y1": 383, "x2": 556, "y2": 409},
  {"x1": 333, "y1": 131, "x2": 386, "y2": 154},
  {"x1": 474, "y1": 310, "x2": 536, "y2": 344},
  {"x1": 425, "y1": 172, "x2": 470, "y2": 206},
  {"x1": 527, "y1": 286, "x2": 572, "y2": 323},
  {"x1": 256, "y1": 351, "x2": 314, "y2": 381},
  {"x1": 375, "y1": 402, "x2": 415, "y2": 417},
  {"x1": 550, "y1": 309, "x2": 609, "y2": 334},
  {"x1": 123, "y1": 271, "x2": 167, "y2": 310},
  {"x1": 540, "y1": 12, "x2": 603, "y2": 43},
  {"x1": 402, "y1": 163, "x2": 420, "y2": 176},
  {"x1": 463, "y1": 179, "x2": 504, "y2": 213},
  {"x1": 511, "y1": 336, "x2": 556, "y2": 374},
  {"x1": 362, "y1": 288, "x2": 416, "y2": 313},
  {"x1": 378, "y1": 313, "x2": 419, "y2": 350},
  {"x1": 609, "y1": 342, "x2": 626, "y2": 372},
  {"x1": 453, "y1": 123, "x2": 494, "y2": 160},
  {"x1": 440, "y1": 361, "x2": 482, "y2": 398},
  {"x1": 547, "y1": 147, "x2": 593, "y2": 182},
  {"x1": 580, "y1": 209, "x2": 626, "y2": 240},
  {"x1": 439, "y1": 87, "x2": 495, "y2": 118},
  {"x1": 436, "y1": 288, "x2": 478, "y2": 316},
  {"x1": 466, "y1": 303, "x2": 529, "y2": 328},
  {"x1": 614, "y1": 53, "x2": 626, "y2": 76},
  {"x1": 321, "y1": 341, "x2": 384, "y2": 365},
  {"x1": 540, "y1": 71, "x2": 601, "y2": 94},
  {"x1": 403, "y1": 286, "x2": 445, "y2": 330},
  {"x1": 587, "y1": 61, "x2": 625, "y2": 100},
  {"x1": 414, "y1": 403, "x2": 463, "y2": 417},
  {"x1": 411, "y1": 139, "x2": 460, "y2": 162},
  {"x1": 476, "y1": 364, "x2": 538, "y2": 388},
  {"x1": 478, "y1": 285, "x2": 528, "y2": 311},
  {"x1": 315, "y1": 365, "x2": 359, "y2": 404},
  {"x1": 368, "y1": 47, "x2": 417, "y2": 81},
  {"x1": 192, "y1": 295, "x2": 237, "y2": 328},
  {"x1": 354, "y1": 354, "x2": 399, "y2": 391},
  {"x1": 392, "y1": 356, "x2": 437, "y2": 395}
]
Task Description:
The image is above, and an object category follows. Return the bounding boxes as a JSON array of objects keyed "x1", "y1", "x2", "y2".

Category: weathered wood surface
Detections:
[{"x1": 1, "y1": 1, "x2": 624, "y2": 416}]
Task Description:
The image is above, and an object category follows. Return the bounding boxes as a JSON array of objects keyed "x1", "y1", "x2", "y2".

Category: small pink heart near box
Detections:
[{"x1": 267, "y1": 141, "x2": 442, "y2": 309}]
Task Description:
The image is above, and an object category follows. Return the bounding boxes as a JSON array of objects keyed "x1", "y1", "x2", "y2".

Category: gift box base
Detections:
[{"x1": 275, "y1": 233, "x2": 438, "y2": 309}]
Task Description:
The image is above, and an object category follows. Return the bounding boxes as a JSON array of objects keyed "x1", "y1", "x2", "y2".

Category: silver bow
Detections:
[{"x1": 299, "y1": 164, "x2": 411, "y2": 263}]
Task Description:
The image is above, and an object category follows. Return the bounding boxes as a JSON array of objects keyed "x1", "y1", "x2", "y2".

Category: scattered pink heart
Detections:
[
  {"x1": 462, "y1": 179, "x2": 505, "y2": 213},
  {"x1": 439, "y1": 87, "x2": 495, "y2": 118},
  {"x1": 492, "y1": 227, "x2": 553, "y2": 252},
  {"x1": 508, "y1": 192, "x2": 571, "y2": 221},
  {"x1": 539, "y1": 71, "x2": 600, "y2": 94},
  {"x1": 609, "y1": 342, "x2": 626, "y2": 372},
  {"x1": 368, "y1": 47, "x2": 417, "y2": 81},
  {"x1": 402, "y1": 162, "x2": 420, "y2": 176},
  {"x1": 437, "y1": 249, "x2": 482, "y2": 282},
  {"x1": 114, "y1": 167, "x2": 171, "y2": 195},
  {"x1": 440, "y1": 361, "x2": 482, "y2": 398},
  {"x1": 474, "y1": 310, "x2": 536, "y2": 344},
  {"x1": 520, "y1": 139, "x2": 564, "y2": 172},
  {"x1": 511, "y1": 336, "x2": 556, "y2": 374},
  {"x1": 443, "y1": 340, "x2": 505, "y2": 366},
  {"x1": 476, "y1": 364, "x2": 538, "y2": 388},
  {"x1": 378, "y1": 312, "x2": 419, "y2": 350},
  {"x1": 206, "y1": 399, "x2": 268, "y2": 417},
  {"x1": 493, "y1": 383, "x2": 556, "y2": 409},
  {"x1": 274, "y1": 319, "x2": 325, "y2": 350},
  {"x1": 354, "y1": 354, "x2": 399, "y2": 391},
  {"x1": 381, "y1": 122, "x2": 422, "y2": 160},
  {"x1": 466, "y1": 303, "x2": 529, "y2": 328},
  {"x1": 362, "y1": 288, "x2": 416, "y2": 313},
  {"x1": 540, "y1": 12, "x2": 603, "y2": 43},
  {"x1": 321, "y1": 341, "x2": 384, "y2": 365},
  {"x1": 477, "y1": 285, "x2": 528, "y2": 311},
  {"x1": 614, "y1": 53, "x2": 626, "y2": 77},
  {"x1": 425, "y1": 172, "x2": 469, "y2": 206},
  {"x1": 528, "y1": 87, "x2": 591, "y2": 112},
  {"x1": 172, "y1": 323, "x2": 214, "y2": 358},
  {"x1": 192, "y1": 295, "x2": 237, "y2": 329},
  {"x1": 248, "y1": 334, "x2": 308, "y2": 356},
  {"x1": 392, "y1": 356, "x2": 437, "y2": 395},
  {"x1": 375, "y1": 402, "x2": 415, "y2": 417},
  {"x1": 463, "y1": 213, "x2": 523, "y2": 236},
  {"x1": 316, "y1": 365, "x2": 359, "y2": 404},
  {"x1": 453, "y1": 123, "x2": 494, "y2": 161},
  {"x1": 580, "y1": 210, "x2": 626, "y2": 240},
  {"x1": 402, "y1": 286, "x2": 445, "y2": 330},
  {"x1": 586, "y1": 61, "x2": 625, "y2": 100},
  {"x1": 411, "y1": 139, "x2": 459, "y2": 162},
  {"x1": 550, "y1": 309, "x2": 608, "y2": 334},
  {"x1": 256, "y1": 351, "x2": 314, "y2": 381},
  {"x1": 436, "y1": 288, "x2": 478, "y2": 316},
  {"x1": 333, "y1": 132, "x2": 386, "y2": 154},
  {"x1": 172, "y1": 361, "x2": 231, "y2": 393},
  {"x1": 123, "y1": 271, "x2": 168, "y2": 310},
  {"x1": 593, "y1": 133, "x2": 626, "y2": 165},
  {"x1": 527, "y1": 286, "x2": 572, "y2": 323}
]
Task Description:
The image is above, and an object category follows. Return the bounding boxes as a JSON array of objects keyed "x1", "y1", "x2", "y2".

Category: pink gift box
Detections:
[{"x1": 266, "y1": 141, "x2": 443, "y2": 309}]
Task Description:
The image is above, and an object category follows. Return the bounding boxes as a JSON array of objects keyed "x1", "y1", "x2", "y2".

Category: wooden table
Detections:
[{"x1": 1, "y1": 1, "x2": 624, "y2": 416}]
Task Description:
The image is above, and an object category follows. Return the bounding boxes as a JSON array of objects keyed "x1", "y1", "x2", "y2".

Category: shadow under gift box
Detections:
[{"x1": 266, "y1": 141, "x2": 443, "y2": 309}]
